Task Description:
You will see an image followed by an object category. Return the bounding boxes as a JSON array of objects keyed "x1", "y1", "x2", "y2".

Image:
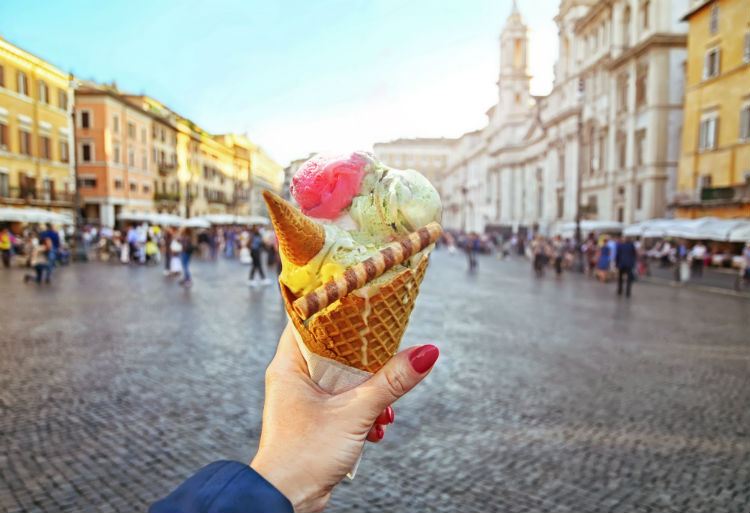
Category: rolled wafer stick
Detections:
[{"x1": 292, "y1": 221, "x2": 442, "y2": 320}]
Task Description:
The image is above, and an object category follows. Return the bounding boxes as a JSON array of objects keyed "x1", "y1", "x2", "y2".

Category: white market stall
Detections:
[{"x1": 554, "y1": 220, "x2": 623, "y2": 238}]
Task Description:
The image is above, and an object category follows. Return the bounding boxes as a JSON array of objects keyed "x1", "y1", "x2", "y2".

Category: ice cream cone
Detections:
[
  {"x1": 263, "y1": 190, "x2": 325, "y2": 266},
  {"x1": 279, "y1": 253, "x2": 431, "y2": 373}
]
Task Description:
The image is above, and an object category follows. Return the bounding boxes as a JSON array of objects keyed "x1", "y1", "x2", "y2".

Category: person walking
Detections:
[
  {"x1": 0, "y1": 227, "x2": 14, "y2": 268},
  {"x1": 179, "y1": 228, "x2": 195, "y2": 287},
  {"x1": 23, "y1": 235, "x2": 52, "y2": 284},
  {"x1": 248, "y1": 227, "x2": 269, "y2": 286},
  {"x1": 616, "y1": 235, "x2": 637, "y2": 297},
  {"x1": 596, "y1": 237, "x2": 611, "y2": 282},
  {"x1": 689, "y1": 241, "x2": 707, "y2": 278}
]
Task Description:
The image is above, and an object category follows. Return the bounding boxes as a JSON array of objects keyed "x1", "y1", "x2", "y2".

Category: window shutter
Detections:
[{"x1": 702, "y1": 53, "x2": 708, "y2": 80}]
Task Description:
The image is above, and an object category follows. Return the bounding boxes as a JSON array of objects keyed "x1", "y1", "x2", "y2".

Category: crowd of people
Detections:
[
  {"x1": 1, "y1": 221, "x2": 281, "y2": 288},
  {"x1": 439, "y1": 229, "x2": 750, "y2": 296}
]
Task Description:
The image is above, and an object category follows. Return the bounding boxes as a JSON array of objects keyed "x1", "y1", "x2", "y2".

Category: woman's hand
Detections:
[{"x1": 250, "y1": 323, "x2": 439, "y2": 513}]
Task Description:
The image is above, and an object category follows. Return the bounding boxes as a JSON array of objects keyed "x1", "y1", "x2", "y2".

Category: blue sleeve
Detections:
[{"x1": 149, "y1": 460, "x2": 293, "y2": 513}]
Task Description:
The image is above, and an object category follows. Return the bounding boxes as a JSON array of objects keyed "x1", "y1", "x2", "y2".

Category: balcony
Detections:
[
  {"x1": 1, "y1": 187, "x2": 74, "y2": 207},
  {"x1": 154, "y1": 191, "x2": 181, "y2": 204},
  {"x1": 700, "y1": 186, "x2": 750, "y2": 204},
  {"x1": 158, "y1": 163, "x2": 177, "y2": 176}
]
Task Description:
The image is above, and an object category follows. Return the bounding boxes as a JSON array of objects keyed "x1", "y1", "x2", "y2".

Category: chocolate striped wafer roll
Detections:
[{"x1": 292, "y1": 221, "x2": 443, "y2": 320}]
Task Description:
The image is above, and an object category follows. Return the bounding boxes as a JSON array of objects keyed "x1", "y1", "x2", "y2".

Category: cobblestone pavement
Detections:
[{"x1": 1, "y1": 250, "x2": 748, "y2": 513}]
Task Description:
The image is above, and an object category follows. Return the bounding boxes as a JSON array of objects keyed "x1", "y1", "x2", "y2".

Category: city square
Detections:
[{"x1": 1, "y1": 252, "x2": 748, "y2": 513}]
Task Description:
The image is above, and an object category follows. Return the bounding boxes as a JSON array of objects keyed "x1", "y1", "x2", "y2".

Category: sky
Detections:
[{"x1": 0, "y1": 0, "x2": 559, "y2": 166}]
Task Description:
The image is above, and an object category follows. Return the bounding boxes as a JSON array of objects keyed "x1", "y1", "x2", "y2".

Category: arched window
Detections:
[{"x1": 514, "y1": 38, "x2": 523, "y2": 68}]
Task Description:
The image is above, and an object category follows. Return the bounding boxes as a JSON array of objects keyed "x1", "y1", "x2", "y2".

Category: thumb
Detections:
[{"x1": 345, "y1": 344, "x2": 439, "y2": 419}]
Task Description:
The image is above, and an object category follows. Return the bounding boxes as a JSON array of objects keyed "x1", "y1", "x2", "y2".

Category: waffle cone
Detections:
[
  {"x1": 280, "y1": 254, "x2": 430, "y2": 373},
  {"x1": 263, "y1": 190, "x2": 325, "y2": 266}
]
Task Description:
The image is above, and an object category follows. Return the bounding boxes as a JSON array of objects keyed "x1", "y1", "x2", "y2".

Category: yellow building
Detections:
[
  {"x1": 248, "y1": 143, "x2": 283, "y2": 216},
  {"x1": 675, "y1": 0, "x2": 750, "y2": 218},
  {"x1": 0, "y1": 35, "x2": 75, "y2": 217}
]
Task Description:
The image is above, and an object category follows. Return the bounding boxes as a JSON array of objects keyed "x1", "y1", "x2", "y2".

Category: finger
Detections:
[
  {"x1": 366, "y1": 424, "x2": 387, "y2": 443},
  {"x1": 344, "y1": 345, "x2": 439, "y2": 419},
  {"x1": 374, "y1": 406, "x2": 395, "y2": 426}
]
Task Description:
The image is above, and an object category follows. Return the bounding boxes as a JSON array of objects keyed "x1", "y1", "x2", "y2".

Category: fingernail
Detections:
[
  {"x1": 376, "y1": 425, "x2": 385, "y2": 440},
  {"x1": 409, "y1": 345, "x2": 439, "y2": 374},
  {"x1": 386, "y1": 406, "x2": 395, "y2": 424}
]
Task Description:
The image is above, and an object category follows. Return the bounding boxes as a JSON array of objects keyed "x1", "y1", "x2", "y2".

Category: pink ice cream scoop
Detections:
[{"x1": 291, "y1": 152, "x2": 373, "y2": 219}]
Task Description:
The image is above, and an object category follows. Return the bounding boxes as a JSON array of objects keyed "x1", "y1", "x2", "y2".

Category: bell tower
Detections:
[{"x1": 498, "y1": 0, "x2": 531, "y2": 120}]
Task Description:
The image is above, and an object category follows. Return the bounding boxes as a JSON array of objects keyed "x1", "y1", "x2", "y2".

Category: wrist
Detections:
[{"x1": 250, "y1": 451, "x2": 327, "y2": 513}]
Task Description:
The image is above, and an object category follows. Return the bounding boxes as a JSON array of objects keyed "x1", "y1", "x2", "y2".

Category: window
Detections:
[
  {"x1": 152, "y1": 125, "x2": 157, "y2": 138},
  {"x1": 113, "y1": 143, "x2": 120, "y2": 164},
  {"x1": 42, "y1": 178, "x2": 53, "y2": 200},
  {"x1": 598, "y1": 130, "x2": 608, "y2": 172},
  {"x1": 622, "y1": 6, "x2": 631, "y2": 48},
  {"x1": 0, "y1": 64, "x2": 4, "y2": 88},
  {"x1": 703, "y1": 48, "x2": 720, "y2": 79},
  {"x1": 0, "y1": 122, "x2": 7, "y2": 150},
  {"x1": 557, "y1": 191, "x2": 564, "y2": 219},
  {"x1": 617, "y1": 72, "x2": 629, "y2": 111},
  {"x1": 78, "y1": 177, "x2": 96, "y2": 188},
  {"x1": 80, "y1": 111, "x2": 90, "y2": 128},
  {"x1": 38, "y1": 80, "x2": 48, "y2": 104},
  {"x1": 617, "y1": 131, "x2": 627, "y2": 168},
  {"x1": 141, "y1": 151, "x2": 147, "y2": 170},
  {"x1": 130, "y1": 181, "x2": 137, "y2": 192},
  {"x1": 17, "y1": 71, "x2": 28, "y2": 96},
  {"x1": 114, "y1": 178, "x2": 123, "y2": 190},
  {"x1": 699, "y1": 175, "x2": 712, "y2": 189},
  {"x1": 739, "y1": 105, "x2": 750, "y2": 141},
  {"x1": 698, "y1": 116, "x2": 718, "y2": 151},
  {"x1": 640, "y1": 0, "x2": 650, "y2": 30},
  {"x1": 58, "y1": 89, "x2": 68, "y2": 110},
  {"x1": 635, "y1": 129, "x2": 646, "y2": 166},
  {"x1": 142, "y1": 183, "x2": 150, "y2": 194},
  {"x1": 636, "y1": 183, "x2": 643, "y2": 210},
  {"x1": 0, "y1": 172, "x2": 7, "y2": 197},
  {"x1": 128, "y1": 146, "x2": 134, "y2": 167},
  {"x1": 40, "y1": 135, "x2": 51, "y2": 159},
  {"x1": 141, "y1": 127, "x2": 147, "y2": 143},
  {"x1": 19, "y1": 129, "x2": 32, "y2": 155},
  {"x1": 81, "y1": 142, "x2": 92, "y2": 162},
  {"x1": 112, "y1": 114, "x2": 119, "y2": 133},
  {"x1": 128, "y1": 122, "x2": 135, "y2": 138},
  {"x1": 617, "y1": 206, "x2": 624, "y2": 223},
  {"x1": 709, "y1": 3, "x2": 719, "y2": 35},
  {"x1": 744, "y1": 33, "x2": 750, "y2": 63},
  {"x1": 59, "y1": 140, "x2": 69, "y2": 163},
  {"x1": 587, "y1": 194, "x2": 598, "y2": 213},
  {"x1": 635, "y1": 61, "x2": 648, "y2": 107}
]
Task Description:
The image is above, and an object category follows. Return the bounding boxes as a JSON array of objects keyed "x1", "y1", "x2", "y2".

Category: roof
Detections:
[{"x1": 680, "y1": 0, "x2": 714, "y2": 21}]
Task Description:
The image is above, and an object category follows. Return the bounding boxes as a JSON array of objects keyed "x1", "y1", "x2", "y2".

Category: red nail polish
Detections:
[
  {"x1": 386, "y1": 406, "x2": 395, "y2": 424},
  {"x1": 409, "y1": 345, "x2": 439, "y2": 373},
  {"x1": 376, "y1": 425, "x2": 385, "y2": 440}
]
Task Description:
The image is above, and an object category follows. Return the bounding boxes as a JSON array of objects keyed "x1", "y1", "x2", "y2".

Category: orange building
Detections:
[{"x1": 75, "y1": 82, "x2": 158, "y2": 226}]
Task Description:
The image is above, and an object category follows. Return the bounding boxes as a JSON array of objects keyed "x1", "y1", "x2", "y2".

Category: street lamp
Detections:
[
  {"x1": 69, "y1": 73, "x2": 87, "y2": 262},
  {"x1": 573, "y1": 78, "x2": 585, "y2": 272}
]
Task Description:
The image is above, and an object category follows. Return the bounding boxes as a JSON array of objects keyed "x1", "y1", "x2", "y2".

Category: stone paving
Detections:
[{"x1": 0, "y1": 250, "x2": 748, "y2": 512}]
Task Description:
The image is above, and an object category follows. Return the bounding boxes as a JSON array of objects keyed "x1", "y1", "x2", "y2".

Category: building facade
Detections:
[
  {"x1": 75, "y1": 83, "x2": 157, "y2": 226},
  {"x1": 674, "y1": 0, "x2": 750, "y2": 218},
  {"x1": 441, "y1": 0, "x2": 689, "y2": 236},
  {"x1": 0, "y1": 35, "x2": 75, "y2": 217},
  {"x1": 373, "y1": 138, "x2": 457, "y2": 195}
]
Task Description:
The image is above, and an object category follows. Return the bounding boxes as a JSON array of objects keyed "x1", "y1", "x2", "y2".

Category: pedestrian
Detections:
[
  {"x1": 23, "y1": 235, "x2": 52, "y2": 284},
  {"x1": 616, "y1": 235, "x2": 636, "y2": 297},
  {"x1": 1, "y1": 227, "x2": 14, "y2": 268},
  {"x1": 596, "y1": 237, "x2": 611, "y2": 282},
  {"x1": 583, "y1": 233, "x2": 597, "y2": 277},
  {"x1": 736, "y1": 242, "x2": 750, "y2": 291},
  {"x1": 179, "y1": 228, "x2": 195, "y2": 287},
  {"x1": 126, "y1": 224, "x2": 138, "y2": 264},
  {"x1": 689, "y1": 241, "x2": 707, "y2": 278},
  {"x1": 248, "y1": 227, "x2": 269, "y2": 286},
  {"x1": 264, "y1": 229, "x2": 280, "y2": 275},
  {"x1": 552, "y1": 235, "x2": 564, "y2": 278},
  {"x1": 39, "y1": 224, "x2": 60, "y2": 267},
  {"x1": 163, "y1": 227, "x2": 173, "y2": 275},
  {"x1": 531, "y1": 236, "x2": 547, "y2": 278}
]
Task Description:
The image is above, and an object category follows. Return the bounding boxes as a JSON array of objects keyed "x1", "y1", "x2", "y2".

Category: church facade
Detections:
[{"x1": 441, "y1": 0, "x2": 688, "y2": 237}]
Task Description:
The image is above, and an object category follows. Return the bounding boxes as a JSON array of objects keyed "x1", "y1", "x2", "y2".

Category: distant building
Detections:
[
  {"x1": 74, "y1": 82, "x2": 157, "y2": 226},
  {"x1": 442, "y1": 0, "x2": 689, "y2": 235},
  {"x1": 674, "y1": 0, "x2": 750, "y2": 219},
  {"x1": 0, "y1": 35, "x2": 75, "y2": 217},
  {"x1": 373, "y1": 138, "x2": 456, "y2": 196}
]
